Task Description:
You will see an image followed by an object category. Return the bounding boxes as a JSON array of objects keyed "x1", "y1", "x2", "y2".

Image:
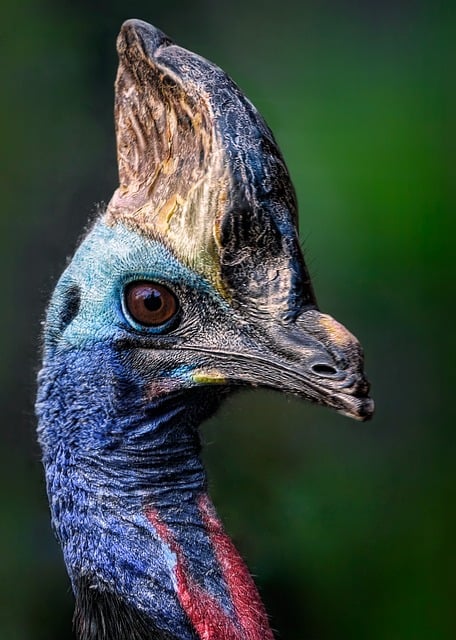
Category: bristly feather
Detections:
[{"x1": 74, "y1": 576, "x2": 187, "y2": 640}]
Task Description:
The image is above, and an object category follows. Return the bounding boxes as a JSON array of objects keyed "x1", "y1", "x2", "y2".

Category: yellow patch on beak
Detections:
[
  {"x1": 192, "y1": 370, "x2": 226, "y2": 385},
  {"x1": 319, "y1": 314, "x2": 356, "y2": 347}
]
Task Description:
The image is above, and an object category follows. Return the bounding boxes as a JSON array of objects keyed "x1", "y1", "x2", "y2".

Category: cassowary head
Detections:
[{"x1": 37, "y1": 20, "x2": 373, "y2": 640}]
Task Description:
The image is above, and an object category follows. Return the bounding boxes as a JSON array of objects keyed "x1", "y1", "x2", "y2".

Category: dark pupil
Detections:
[{"x1": 144, "y1": 289, "x2": 162, "y2": 312}]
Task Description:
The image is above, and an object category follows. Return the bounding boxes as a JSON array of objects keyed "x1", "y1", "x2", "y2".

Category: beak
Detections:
[
  {"x1": 260, "y1": 310, "x2": 374, "y2": 421},
  {"x1": 190, "y1": 309, "x2": 374, "y2": 422}
]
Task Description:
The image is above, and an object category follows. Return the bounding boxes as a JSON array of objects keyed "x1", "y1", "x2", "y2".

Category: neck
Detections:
[{"x1": 37, "y1": 344, "x2": 274, "y2": 640}]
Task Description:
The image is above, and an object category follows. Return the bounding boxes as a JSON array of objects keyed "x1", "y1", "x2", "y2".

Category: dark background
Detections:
[{"x1": 0, "y1": 1, "x2": 453, "y2": 638}]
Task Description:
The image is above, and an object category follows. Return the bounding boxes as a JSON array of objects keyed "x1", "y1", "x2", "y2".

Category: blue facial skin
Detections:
[{"x1": 36, "y1": 221, "x2": 237, "y2": 637}]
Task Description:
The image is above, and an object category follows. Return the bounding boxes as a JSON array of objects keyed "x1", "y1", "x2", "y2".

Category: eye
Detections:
[{"x1": 124, "y1": 281, "x2": 178, "y2": 327}]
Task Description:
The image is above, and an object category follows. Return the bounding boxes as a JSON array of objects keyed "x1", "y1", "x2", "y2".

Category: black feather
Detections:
[{"x1": 74, "y1": 576, "x2": 197, "y2": 640}]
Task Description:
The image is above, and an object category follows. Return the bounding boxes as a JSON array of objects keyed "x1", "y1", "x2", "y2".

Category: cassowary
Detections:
[{"x1": 36, "y1": 19, "x2": 374, "y2": 640}]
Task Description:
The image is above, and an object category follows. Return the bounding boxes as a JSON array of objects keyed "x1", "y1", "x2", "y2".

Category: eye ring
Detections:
[{"x1": 123, "y1": 281, "x2": 179, "y2": 329}]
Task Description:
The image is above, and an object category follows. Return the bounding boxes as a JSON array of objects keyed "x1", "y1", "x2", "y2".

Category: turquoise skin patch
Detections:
[{"x1": 44, "y1": 220, "x2": 230, "y2": 355}]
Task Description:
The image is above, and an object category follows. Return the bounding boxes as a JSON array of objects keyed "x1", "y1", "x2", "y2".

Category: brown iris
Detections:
[{"x1": 124, "y1": 281, "x2": 178, "y2": 327}]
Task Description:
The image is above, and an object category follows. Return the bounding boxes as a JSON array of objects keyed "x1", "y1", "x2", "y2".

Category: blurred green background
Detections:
[{"x1": 0, "y1": 0, "x2": 453, "y2": 638}]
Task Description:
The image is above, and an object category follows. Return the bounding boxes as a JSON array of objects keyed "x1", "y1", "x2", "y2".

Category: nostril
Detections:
[{"x1": 311, "y1": 363, "x2": 338, "y2": 377}]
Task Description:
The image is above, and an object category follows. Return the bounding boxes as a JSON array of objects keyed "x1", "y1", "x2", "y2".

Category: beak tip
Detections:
[
  {"x1": 352, "y1": 397, "x2": 375, "y2": 422},
  {"x1": 335, "y1": 394, "x2": 375, "y2": 422}
]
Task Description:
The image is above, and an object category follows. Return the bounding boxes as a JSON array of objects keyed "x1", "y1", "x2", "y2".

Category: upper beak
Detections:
[{"x1": 260, "y1": 310, "x2": 374, "y2": 421}]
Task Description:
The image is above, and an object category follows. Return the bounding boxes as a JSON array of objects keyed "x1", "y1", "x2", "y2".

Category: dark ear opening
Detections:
[{"x1": 58, "y1": 285, "x2": 81, "y2": 333}]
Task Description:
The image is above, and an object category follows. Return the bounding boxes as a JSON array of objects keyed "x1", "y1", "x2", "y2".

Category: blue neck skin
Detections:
[{"x1": 36, "y1": 340, "x2": 231, "y2": 639}]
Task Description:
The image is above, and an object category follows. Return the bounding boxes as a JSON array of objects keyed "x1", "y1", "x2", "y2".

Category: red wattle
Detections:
[
  {"x1": 145, "y1": 499, "x2": 274, "y2": 640},
  {"x1": 199, "y1": 494, "x2": 275, "y2": 640}
]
